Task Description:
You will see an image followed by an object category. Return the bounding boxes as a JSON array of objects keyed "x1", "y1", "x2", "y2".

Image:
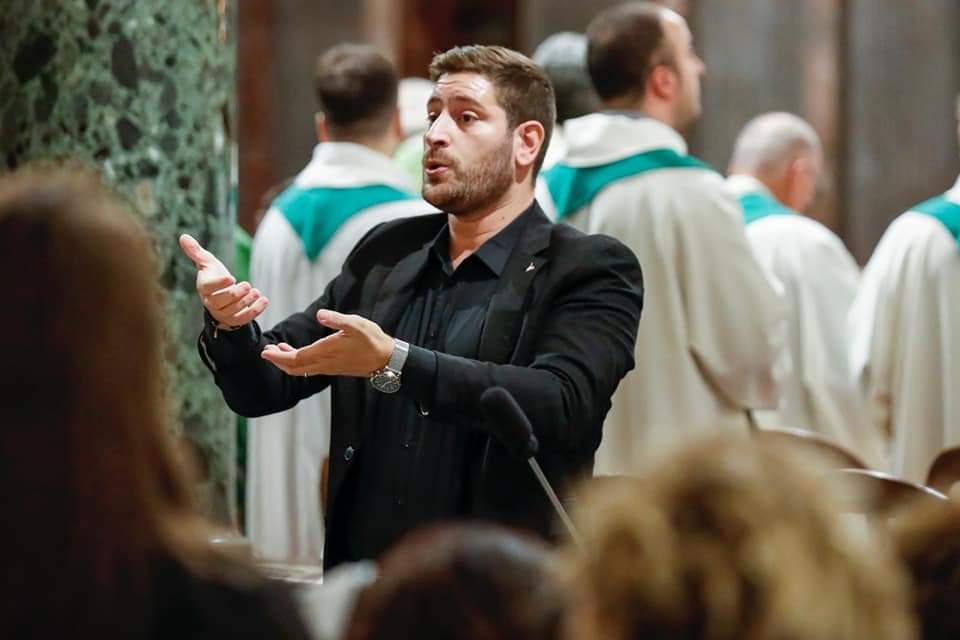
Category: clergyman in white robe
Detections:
[
  {"x1": 248, "y1": 142, "x2": 430, "y2": 562},
  {"x1": 849, "y1": 176, "x2": 960, "y2": 482},
  {"x1": 727, "y1": 175, "x2": 882, "y2": 465},
  {"x1": 538, "y1": 112, "x2": 788, "y2": 473}
]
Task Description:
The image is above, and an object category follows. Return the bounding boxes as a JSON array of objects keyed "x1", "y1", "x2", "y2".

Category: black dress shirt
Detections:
[
  {"x1": 197, "y1": 200, "x2": 644, "y2": 570},
  {"x1": 341, "y1": 207, "x2": 532, "y2": 561}
]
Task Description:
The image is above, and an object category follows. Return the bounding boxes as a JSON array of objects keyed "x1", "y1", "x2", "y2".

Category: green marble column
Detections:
[{"x1": 1, "y1": 1, "x2": 238, "y2": 522}]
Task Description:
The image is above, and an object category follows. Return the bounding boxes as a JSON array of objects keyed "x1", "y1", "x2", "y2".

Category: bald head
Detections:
[{"x1": 729, "y1": 112, "x2": 823, "y2": 212}]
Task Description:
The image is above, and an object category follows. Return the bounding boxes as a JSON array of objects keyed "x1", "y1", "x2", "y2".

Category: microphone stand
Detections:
[{"x1": 527, "y1": 456, "x2": 584, "y2": 550}]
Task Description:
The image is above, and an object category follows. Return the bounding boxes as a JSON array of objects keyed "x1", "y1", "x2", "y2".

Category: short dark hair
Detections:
[
  {"x1": 345, "y1": 525, "x2": 563, "y2": 640},
  {"x1": 429, "y1": 45, "x2": 556, "y2": 176},
  {"x1": 586, "y1": 2, "x2": 674, "y2": 102},
  {"x1": 313, "y1": 43, "x2": 398, "y2": 139}
]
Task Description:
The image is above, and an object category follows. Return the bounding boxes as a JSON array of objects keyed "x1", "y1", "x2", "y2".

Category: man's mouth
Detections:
[{"x1": 424, "y1": 158, "x2": 451, "y2": 177}]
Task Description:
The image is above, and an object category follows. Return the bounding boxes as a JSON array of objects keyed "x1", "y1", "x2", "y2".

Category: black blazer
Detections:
[{"x1": 200, "y1": 203, "x2": 643, "y2": 568}]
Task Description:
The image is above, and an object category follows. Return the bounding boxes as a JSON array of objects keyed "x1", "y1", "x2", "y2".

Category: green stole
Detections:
[
  {"x1": 738, "y1": 190, "x2": 796, "y2": 226},
  {"x1": 911, "y1": 195, "x2": 960, "y2": 249},
  {"x1": 275, "y1": 184, "x2": 416, "y2": 261},
  {"x1": 543, "y1": 148, "x2": 712, "y2": 221}
]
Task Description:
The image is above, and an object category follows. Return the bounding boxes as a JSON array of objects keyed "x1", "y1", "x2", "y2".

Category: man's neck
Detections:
[
  {"x1": 326, "y1": 135, "x2": 397, "y2": 158},
  {"x1": 448, "y1": 187, "x2": 533, "y2": 268},
  {"x1": 602, "y1": 98, "x2": 677, "y2": 132}
]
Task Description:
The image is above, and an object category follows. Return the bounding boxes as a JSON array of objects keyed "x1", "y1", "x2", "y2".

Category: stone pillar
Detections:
[{"x1": 1, "y1": 0, "x2": 238, "y2": 522}]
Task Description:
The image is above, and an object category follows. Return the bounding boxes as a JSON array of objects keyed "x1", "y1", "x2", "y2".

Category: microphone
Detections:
[
  {"x1": 479, "y1": 386, "x2": 539, "y2": 459},
  {"x1": 479, "y1": 387, "x2": 584, "y2": 549}
]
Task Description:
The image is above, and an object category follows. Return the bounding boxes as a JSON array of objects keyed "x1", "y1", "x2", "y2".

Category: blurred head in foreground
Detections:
[
  {"x1": 894, "y1": 501, "x2": 960, "y2": 640},
  {"x1": 0, "y1": 169, "x2": 305, "y2": 637},
  {"x1": 561, "y1": 435, "x2": 916, "y2": 640},
  {"x1": 345, "y1": 524, "x2": 563, "y2": 640}
]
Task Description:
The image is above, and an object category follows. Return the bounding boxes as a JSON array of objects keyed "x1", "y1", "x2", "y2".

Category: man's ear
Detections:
[
  {"x1": 786, "y1": 155, "x2": 812, "y2": 190},
  {"x1": 515, "y1": 120, "x2": 546, "y2": 172},
  {"x1": 648, "y1": 64, "x2": 677, "y2": 101},
  {"x1": 391, "y1": 108, "x2": 403, "y2": 139},
  {"x1": 315, "y1": 113, "x2": 330, "y2": 142}
]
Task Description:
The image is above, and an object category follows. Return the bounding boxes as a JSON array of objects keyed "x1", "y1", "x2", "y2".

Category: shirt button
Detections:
[{"x1": 343, "y1": 446, "x2": 355, "y2": 461}]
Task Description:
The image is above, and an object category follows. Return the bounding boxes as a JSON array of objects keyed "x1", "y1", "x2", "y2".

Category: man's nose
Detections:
[{"x1": 424, "y1": 114, "x2": 452, "y2": 148}]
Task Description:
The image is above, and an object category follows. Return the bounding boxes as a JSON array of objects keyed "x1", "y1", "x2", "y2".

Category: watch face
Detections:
[{"x1": 372, "y1": 370, "x2": 401, "y2": 394}]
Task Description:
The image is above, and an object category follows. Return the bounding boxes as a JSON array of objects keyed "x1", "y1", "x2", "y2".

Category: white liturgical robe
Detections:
[
  {"x1": 849, "y1": 175, "x2": 960, "y2": 482},
  {"x1": 727, "y1": 174, "x2": 882, "y2": 466},
  {"x1": 539, "y1": 113, "x2": 788, "y2": 474}
]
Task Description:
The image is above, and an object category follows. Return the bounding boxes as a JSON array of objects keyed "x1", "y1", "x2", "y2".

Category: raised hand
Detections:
[
  {"x1": 179, "y1": 233, "x2": 269, "y2": 329},
  {"x1": 260, "y1": 309, "x2": 393, "y2": 377}
]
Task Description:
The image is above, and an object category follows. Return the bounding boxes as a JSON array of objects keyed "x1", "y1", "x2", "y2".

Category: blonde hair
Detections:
[{"x1": 561, "y1": 435, "x2": 916, "y2": 640}]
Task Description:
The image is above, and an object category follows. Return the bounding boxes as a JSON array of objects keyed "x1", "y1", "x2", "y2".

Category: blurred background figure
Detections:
[
  {"x1": 248, "y1": 43, "x2": 430, "y2": 564},
  {"x1": 393, "y1": 76, "x2": 435, "y2": 187},
  {"x1": 561, "y1": 435, "x2": 916, "y2": 640},
  {"x1": 894, "y1": 501, "x2": 960, "y2": 640},
  {"x1": 531, "y1": 31, "x2": 601, "y2": 169},
  {"x1": 848, "y1": 97, "x2": 960, "y2": 484},
  {"x1": 539, "y1": 1, "x2": 786, "y2": 473},
  {"x1": 0, "y1": 169, "x2": 311, "y2": 639},
  {"x1": 344, "y1": 525, "x2": 563, "y2": 640},
  {"x1": 727, "y1": 112, "x2": 883, "y2": 468}
]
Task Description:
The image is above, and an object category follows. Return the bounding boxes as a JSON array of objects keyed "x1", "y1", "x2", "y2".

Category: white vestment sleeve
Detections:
[
  {"x1": 752, "y1": 218, "x2": 882, "y2": 466},
  {"x1": 679, "y1": 178, "x2": 788, "y2": 411},
  {"x1": 247, "y1": 208, "x2": 329, "y2": 564}
]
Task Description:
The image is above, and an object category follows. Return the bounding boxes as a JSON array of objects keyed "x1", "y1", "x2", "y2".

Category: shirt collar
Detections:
[
  {"x1": 429, "y1": 200, "x2": 537, "y2": 276},
  {"x1": 295, "y1": 142, "x2": 415, "y2": 193},
  {"x1": 726, "y1": 174, "x2": 775, "y2": 199},
  {"x1": 946, "y1": 174, "x2": 960, "y2": 204},
  {"x1": 560, "y1": 112, "x2": 688, "y2": 167}
]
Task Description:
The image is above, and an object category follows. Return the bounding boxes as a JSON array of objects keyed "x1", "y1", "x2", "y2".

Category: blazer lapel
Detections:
[
  {"x1": 370, "y1": 243, "x2": 433, "y2": 334},
  {"x1": 478, "y1": 207, "x2": 553, "y2": 364}
]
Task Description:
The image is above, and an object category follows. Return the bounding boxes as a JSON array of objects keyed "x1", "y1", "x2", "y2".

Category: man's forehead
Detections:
[
  {"x1": 661, "y1": 10, "x2": 692, "y2": 44},
  {"x1": 429, "y1": 72, "x2": 497, "y2": 103}
]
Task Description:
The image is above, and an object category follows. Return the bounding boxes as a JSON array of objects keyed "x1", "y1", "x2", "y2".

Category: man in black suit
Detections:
[{"x1": 181, "y1": 45, "x2": 643, "y2": 569}]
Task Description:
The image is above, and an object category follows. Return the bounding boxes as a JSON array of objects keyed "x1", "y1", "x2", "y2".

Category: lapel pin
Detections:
[{"x1": 525, "y1": 262, "x2": 536, "y2": 272}]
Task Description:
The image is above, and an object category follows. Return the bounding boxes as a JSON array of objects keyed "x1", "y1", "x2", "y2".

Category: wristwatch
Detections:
[{"x1": 370, "y1": 339, "x2": 410, "y2": 394}]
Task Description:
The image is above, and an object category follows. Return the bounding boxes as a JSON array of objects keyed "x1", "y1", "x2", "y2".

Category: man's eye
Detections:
[
  {"x1": 426, "y1": 113, "x2": 438, "y2": 123},
  {"x1": 460, "y1": 113, "x2": 477, "y2": 124}
]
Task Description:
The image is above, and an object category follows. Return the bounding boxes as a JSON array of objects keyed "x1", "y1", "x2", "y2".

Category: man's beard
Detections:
[{"x1": 422, "y1": 136, "x2": 515, "y2": 216}]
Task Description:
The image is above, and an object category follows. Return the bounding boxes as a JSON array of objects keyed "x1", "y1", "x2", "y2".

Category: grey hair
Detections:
[{"x1": 729, "y1": 112, "x2": 822, "y2": 177}]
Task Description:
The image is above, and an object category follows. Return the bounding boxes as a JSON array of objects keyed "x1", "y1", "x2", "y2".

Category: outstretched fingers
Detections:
[
  {"x1": 230, "y1": 296, "x2": 269, "y2": 325},
  {"x1": 261, "y1": 335, "x2": 340, "y2": 376},
  {"x1": 316, "y1": 309, "x2": 361, "y2": 333},
  {"x1": 204, "y1": 281, "x2": 251, "y2": 310}
]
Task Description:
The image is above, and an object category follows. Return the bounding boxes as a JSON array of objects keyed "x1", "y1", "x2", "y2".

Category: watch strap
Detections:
[{"x1": 388, "y1": 339, "x2": 410, "y2": 373}]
